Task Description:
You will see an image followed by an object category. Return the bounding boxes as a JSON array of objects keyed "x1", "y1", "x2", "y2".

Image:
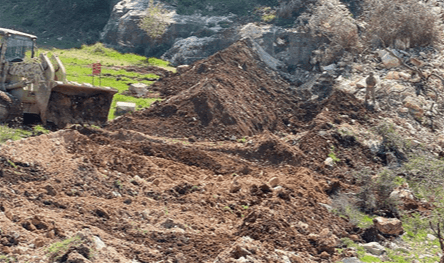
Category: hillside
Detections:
[{"x1": 0, "y1": 0, "x2": 116, "y2": 48}]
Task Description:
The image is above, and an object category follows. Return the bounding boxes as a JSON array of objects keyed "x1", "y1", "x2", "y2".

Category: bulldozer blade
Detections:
[{"x1": 46, "y1": 84, "x2": 117, "y2": 128}]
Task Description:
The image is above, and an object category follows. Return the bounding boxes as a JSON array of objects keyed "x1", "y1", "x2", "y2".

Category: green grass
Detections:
[
  {"x1": 360, "y1": 255, "x2": 382, "y2": 262},
  {"x1": 0, "y1": 125, "x2": 33, "y2": 143},
  {"x1": 39, "y1": 43, "x2": 174, "y2": 120},
  {"x1": 47, "y1": 235, "x2": 82, "y2": 261},
  {"x1": 0, "y1": 125, "x2": 53, "y2": 144},
  {"x1": 328, "y1": 146, "x2": 340, "y2": 163},
  {"x1": 45, "y1": 43, "x2": 175, "y2": 70}
]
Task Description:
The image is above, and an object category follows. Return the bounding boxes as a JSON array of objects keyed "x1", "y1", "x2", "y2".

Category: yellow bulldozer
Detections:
[{"x1": 0, "y1": 28, "x2": 117, "y2": 127}]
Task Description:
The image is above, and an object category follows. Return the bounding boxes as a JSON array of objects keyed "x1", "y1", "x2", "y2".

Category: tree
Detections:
[{"x1": 138, "y1": 0, "x2": 171, "y2": 40}]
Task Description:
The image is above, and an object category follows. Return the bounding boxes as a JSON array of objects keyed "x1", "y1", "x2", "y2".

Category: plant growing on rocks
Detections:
[{"x1": 139, "y1": 0, "x2": 172, "y2": 40}]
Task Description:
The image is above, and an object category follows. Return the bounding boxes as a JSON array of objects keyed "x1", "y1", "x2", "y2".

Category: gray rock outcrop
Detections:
[
  {"x1": 101, "y1": 0, "x2": 326, "y2": 70},
  {"x1": 101, "y1": 0, "x2": 235, "y2": 56}
]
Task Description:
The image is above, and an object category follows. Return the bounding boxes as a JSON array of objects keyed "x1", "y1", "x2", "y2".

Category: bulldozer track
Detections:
[{"x1": 0, "y1": 90, "x2": 22, "y2": 122}]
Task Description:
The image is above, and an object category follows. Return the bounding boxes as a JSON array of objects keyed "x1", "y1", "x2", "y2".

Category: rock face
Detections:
[
  {"x1": 163, "y1": 22, "x2": 325, "y2": 69},
  {"x1": 101, "y1": 0, "x2": 235, "y2": 55},
  {"x1": 101, "y1": 0, "x2": 325, "y2": 69}
]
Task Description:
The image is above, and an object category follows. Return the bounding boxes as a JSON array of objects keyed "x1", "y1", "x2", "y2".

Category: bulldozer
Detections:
[{"x1": 0, "y1": 28, "x2": 117, "y2": 127}]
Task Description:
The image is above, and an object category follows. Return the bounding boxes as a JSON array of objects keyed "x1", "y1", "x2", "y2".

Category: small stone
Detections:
[
  {"x1": 46, "y1": 230, "x2": 55, "y2": 239},
  {"x1": 427, "y1": 234, "x2": 437, "y2": 241},
  {"x1": 324, "y1": 157, "x2": 334, "y2": 167},
  {"x1": 111, "y1": 191, "x2": 121, "y2": 198},
  {"x1": 115, "y1": 101, "x2": 136, "y2": 117},
  {"x1": 356, "y1": 77, "x2": 367, "y2": 88},
  {"x1": 45, "y1": 185, "x2": 58, "y2": 196},
  {"x1": 373, "y1": 217, "x2": 404, "y2": 235},
  {"x1": 385, "y1": 71, "x2": 399, "y2": 80},
  {"x1": 229, "y1": 179, "x2": 241, "y2": 193},
  {"x1": 295, "y1": 221, "x2": 309, "y2": 233},
  {"x1": 307, "y1": 233, "x2": 319, "y2": 241},
  {"x1": 268, "y1": 177, "x2": 279, "y2": 187},
  {"x1": 378, "y1": 50, "x2": 401, "y2": 68},
  {"x1": 322, "y1": 64, "x2": 336, "y2": 72},
  {"x1": 161, "y1": 219, "x2": 176, "y2": 229},
  {"x1": 66, "y1": 251, "x2": 90, "y2": 263},
  {"x1": 129, "y1": 83, "x2": 149, "y2": 97},
  {"x1": 319, "y1": 251, "x2": 330, "y2": 259},
  {"x1": 177, "y1": 65, "x2": 190, "y2": 74},
  {"x1": 352, "y1": 64, "x2": 364, "y2": 72},
  {"x1": 410, "y1": 58, "x2": 424, "y2": 67},
  {"x1": 152, "y1": 179, "x2": 161, "y2": 186},
  {"x1": 34, "y1": 237, "x2": 45, "y2": 248},
  {"x1": 319, "y1": 203, "x2": 333, "y2": 212},
  {"x1": 93, "y1": 236, "x2": 106, "y2": 250},
  {"x1": 398, "y1": 72, "x2": 411, "y2": 80},
  {"x1": 362, "y1": 242, "x2": 386, "y2": 255}
]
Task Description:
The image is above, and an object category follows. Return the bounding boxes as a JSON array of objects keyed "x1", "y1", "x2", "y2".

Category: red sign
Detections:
[{"x1": 92, "y1": 62, "x2": 101, "y2": 75}]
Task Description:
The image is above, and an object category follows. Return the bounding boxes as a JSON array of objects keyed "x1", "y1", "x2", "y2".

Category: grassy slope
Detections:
[{"x1": 41, "y1": 43, "x2": 175, "y2": 119}]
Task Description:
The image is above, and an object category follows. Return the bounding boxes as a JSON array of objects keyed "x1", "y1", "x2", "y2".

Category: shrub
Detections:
[
  {"x1": 332, "y1": 193, "x2": 374, "y2": 228},
  {"x1": 139, "y1": 0, "x2": 171, "y2": 40},
  {"x1": 297, "y1": 0, "x2": 362, "y2": 64},
  {"x1": 362, "y1": 0, "x2": 441, "y2": 48},
  {"x1": 374, "y1": 122, "x2": 410, "y2": 162},
  {"x1": 354, "y1": 167, "x2": 400, "y2": 216}
]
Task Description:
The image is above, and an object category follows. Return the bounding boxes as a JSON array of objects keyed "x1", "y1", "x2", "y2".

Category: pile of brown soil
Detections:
[
  {"x1": 108, "y1": 39, "x2": 371, "y2": 142},
  {"x1": 0, "y1": 39, "x2": 402, "y2": 263},
  {"x1": 0, "y1": 127, "x2": 359, "y2": 262},
  {"x1": 108, "y1": 39, "x2": 297, "y2": 140}
]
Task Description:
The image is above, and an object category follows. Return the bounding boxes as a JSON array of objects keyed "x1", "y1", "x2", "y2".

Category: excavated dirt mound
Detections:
[
  {"x1": 108, "y1": 39, "x2": 371, "y2": 141},
  {"x1": 0, "y1": 40, "x2": 402, "y2": 262},
  {"x1": 0, "y1": 127, "x2": 365, "y2": 262},
  {"x1": 108, "y1": 39, "x2": 296, "y2": 140}
]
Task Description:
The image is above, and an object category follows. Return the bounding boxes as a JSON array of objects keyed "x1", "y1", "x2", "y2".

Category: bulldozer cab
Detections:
[{"x1": 0, "y1": 28, "x2": 37, "y2": 63}]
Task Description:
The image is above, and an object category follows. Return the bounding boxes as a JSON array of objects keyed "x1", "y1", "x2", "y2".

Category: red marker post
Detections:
[{"x1": 92, "y1": 62, "x2": 102, "y2": 86}]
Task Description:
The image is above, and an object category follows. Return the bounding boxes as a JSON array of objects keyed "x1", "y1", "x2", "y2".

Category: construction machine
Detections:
[{"x1": 0, "y1": 28, "x2": 117, "y2": 127}]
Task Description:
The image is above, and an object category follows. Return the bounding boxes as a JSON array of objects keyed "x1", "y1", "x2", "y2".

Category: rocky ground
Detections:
[{"x1": 0, "y1": 38, "x2": 443, "y2": 262}]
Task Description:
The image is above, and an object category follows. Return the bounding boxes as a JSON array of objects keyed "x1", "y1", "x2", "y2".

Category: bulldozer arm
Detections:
[
  {"x1": 46, "y1": 84, "x2": 117, "y2": 128},
  {"x1": 40, "y1": 53, "x2": 117, "y2": 128}
]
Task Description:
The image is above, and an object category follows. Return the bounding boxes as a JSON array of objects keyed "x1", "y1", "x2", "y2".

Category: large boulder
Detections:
[
  {"x1": 163, "y1": 22, "x2": 325, "y2": 68},
  {"x1": 101, "y1": 0, "x2": 235, "y2": 55}
]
